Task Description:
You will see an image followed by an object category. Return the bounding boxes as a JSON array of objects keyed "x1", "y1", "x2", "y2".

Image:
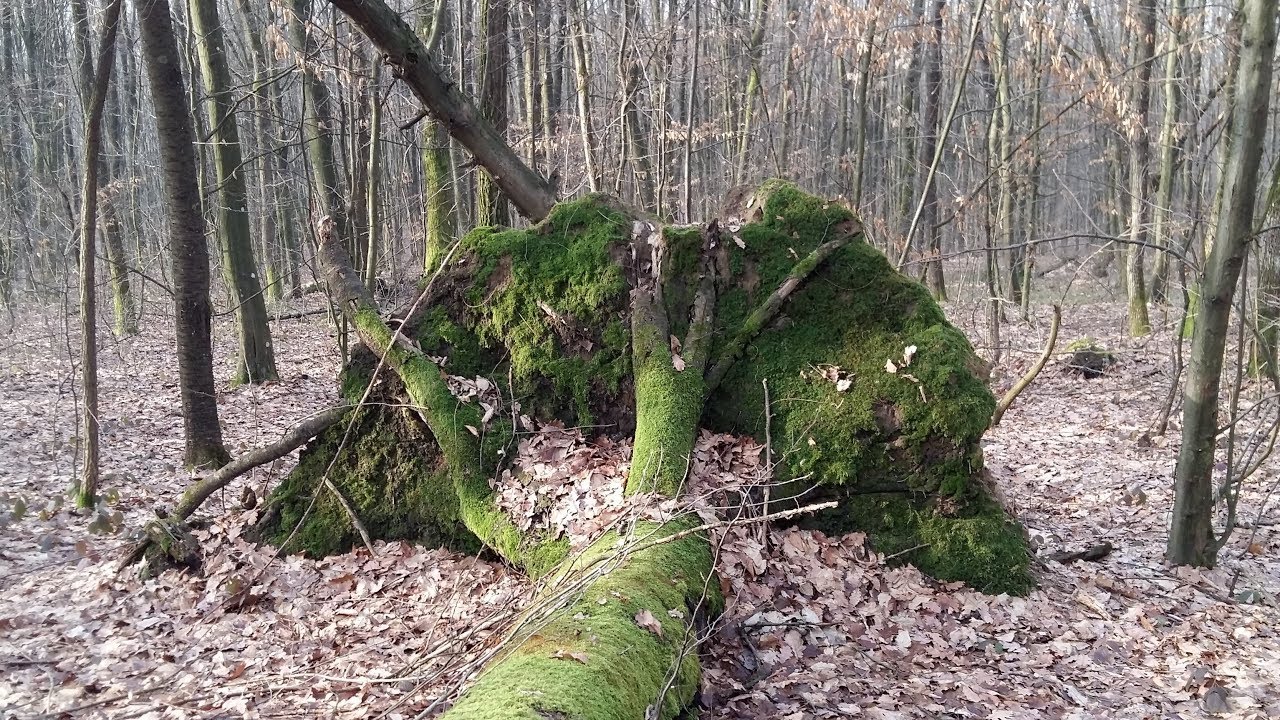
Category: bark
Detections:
[
  {"x1": 189, "y1": 0, "x2": 277, "y2": 384},
  {"x1": 1151, "y1": 0, "x2": 1187, "y2": 303},
  {"x1": 422, "y1": 0, "x2": 457, "y2": 274},
  {"x1": 1169, "y1": 0, "x2": 1278, "y2": 567},
  {"x1": 1125, "y1": 0, "x2": 1157, "y2": 337},
  {"x1": 568, "y1": 0, "x2": 600, "y2": 193},
  {"x1": 101, "y1": 189, "x2": 136, "y2": 337},
  {"x1": 72, "y1": 0, "x2": 123, "y2": 509},
  {"x1": 917, "y1": 0, "x2": 946, "y2": 300},
  {"x1": 734, "y1": 0, "x2": 769, "y2": 184},
  {"x1": 364, "y1": 59, "x2": 382, "y2": 292},
  {"x1": 292, "y1": 0, "x2": 348, "y2": 233},
  {"x1": 475, "y1": 0, "x2": 510, "y2": 226},
  {"x1": 138, "y1": 0, "x2": 229, "y2": 469},
  {"x1": 618, "y1": 0, "x2": 656, "y2": 211}
]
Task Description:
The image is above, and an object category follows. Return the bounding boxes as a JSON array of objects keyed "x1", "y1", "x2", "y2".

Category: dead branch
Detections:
[
  {"x1": 118, "y1": 404, "x2": 348, "y2": 568},
  {"x1": 991, "y1": 304, "x2": 1061, "y2": 426}
]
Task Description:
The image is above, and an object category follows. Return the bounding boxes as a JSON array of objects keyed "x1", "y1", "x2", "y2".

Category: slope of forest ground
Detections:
[{"x1": 1, "y1": 290, "x2": 1278, "y2": 719}]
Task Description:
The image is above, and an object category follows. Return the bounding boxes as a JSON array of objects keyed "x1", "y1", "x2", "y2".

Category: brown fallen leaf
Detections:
[
  {"x1": 551, "y1": 648, "x2": 590, "y2": 664},
  {"x1": 635, "y1": 609, "x2": 664, "y2": 637}
]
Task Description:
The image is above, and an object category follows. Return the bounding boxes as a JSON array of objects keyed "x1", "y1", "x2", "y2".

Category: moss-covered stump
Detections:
[{"x1": 264, "y1": 180, "x2": 1028, "y2": 594}]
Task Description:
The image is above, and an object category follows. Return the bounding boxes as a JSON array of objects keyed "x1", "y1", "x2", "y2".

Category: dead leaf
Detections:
[{"x1": 635, "y1": 609, "x2": 664, "y2": 636}]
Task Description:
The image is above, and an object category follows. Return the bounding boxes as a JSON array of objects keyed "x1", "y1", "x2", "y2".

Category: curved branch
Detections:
[{"x1": 991, "y1": 304, "x2": 1061, "y2": 427}]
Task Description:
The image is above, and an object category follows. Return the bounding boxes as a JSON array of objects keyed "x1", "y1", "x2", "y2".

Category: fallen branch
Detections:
[
  {"x1": 991, "y1": 304, "x2": 1061, "y2": 426},
  {"x1": 118, "y1": 405, "x2": 349, "y2": 569},
  {"x1": 1045, "y1": 541, "x2": 1114, "y2": 564}
]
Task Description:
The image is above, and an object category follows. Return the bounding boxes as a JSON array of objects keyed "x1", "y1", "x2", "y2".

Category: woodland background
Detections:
[{"x1": 1, "y1": 0, "x2": 1280, "y2": 717}]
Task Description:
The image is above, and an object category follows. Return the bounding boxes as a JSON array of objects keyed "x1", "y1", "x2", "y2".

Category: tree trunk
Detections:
[
  {"x1": 71, "y1": 0, "x2": 123, "y2": 509},
  {"x1": 475, "y1": 0, "x2": 511, "y2": 226},
  {"x1": 1150, "y1": 0, "x2": 1187, "y2": 304},
  {"x1": 734, "y1": 0, "x2": 769, "y2": 184},
  {"x1": 189, "y1": 0, "x2": 277, "y2": 384},
  {"x1": 1125, "y1": 0, "x2": 1157, "y2": 337},
  {"x1": 1168, "y1": 0, "x2": 1278, "y2": 567},
  {"x1": 422, "y1": 0, "x2": 458, "y2": 274},
  {"x1": 137, "y1": 0, "x2": 229, "y2": 468}
]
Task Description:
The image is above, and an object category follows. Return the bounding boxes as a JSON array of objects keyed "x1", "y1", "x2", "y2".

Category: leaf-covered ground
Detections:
[{"x1": 1, "y1": 297, "x2": 1278, "y2": 719}]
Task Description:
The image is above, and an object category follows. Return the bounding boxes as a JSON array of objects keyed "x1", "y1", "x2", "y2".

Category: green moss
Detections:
[
  {"x1": 461, "y1": 197, "x2": 634, "y2": 425},
  {"x1": 265, "y1": 406, "x2": 479, "y2": 557},
  {"x1": 444, "y1": 519, "x2": 721, "y2": 720},
  {"x1": 707, "y1": 194, "x2": 994, "y2": 495},
  {"x1": 705, "y1": 181, "x2": 1024, "y2": 593},
  {"x1": 806, "y1": 493, "x2": 1032, "y2": 595},
  {"x1": 417, "y1": 305, "x2": 486, "y2": 376},
  {"x1": 628, "y1": 324, "x2": 706, "y2": 496}
]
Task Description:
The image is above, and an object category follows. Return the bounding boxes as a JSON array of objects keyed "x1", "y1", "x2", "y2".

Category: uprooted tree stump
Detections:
[{"x1": 250, "y1": 181, "x2": 1030, "y2": 719}]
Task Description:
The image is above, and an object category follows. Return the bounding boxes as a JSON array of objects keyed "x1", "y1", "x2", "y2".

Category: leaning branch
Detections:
[
  {"x1": 118, "y1": 404, "x2": 349, "y2": 568},
  {"x1": 991, "y1": 304, "x2": 1061, "y2": 426},
  {"x1": 329, "y1": 0, "x2": 556, "y2": 222}
]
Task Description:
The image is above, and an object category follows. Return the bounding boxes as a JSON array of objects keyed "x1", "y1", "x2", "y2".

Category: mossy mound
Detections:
[
  {"x1": 1064, "y1": 337, "x2": 1115, "y2": 378},
  {"x1": 264, "y1": 182, "x2": 1030, "y2": 593},
  {"x1": 261, "y1": 404, "x2": 480, "y2": 558},
  {"x1": 454, "y1": 196, "x2": 635, "y2": 428},
  {"x1": 704, "y1": 181, "x2": 1029, "y2": 593}
]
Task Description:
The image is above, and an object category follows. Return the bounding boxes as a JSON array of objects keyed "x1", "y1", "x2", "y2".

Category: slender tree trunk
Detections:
[
  {"x1": 681, "y1": 0, "x2": 699, "y2": 222},
  {"x1": 1168, "y1": 0, "x2": 1278, "y2": 566},
  {"x1": 618, "y1": 0, "x2": 656, "y2": 211},
  {"x1": 423, "y1": 0, "x2": 458, "y2": 273},
  {"x1": 568, "y1": 0, "x2": 600, "y2": 192},
  {"x1": 1151, "y1": 0, "x2": 1187, "y2": 303},
  {"x1": 364, "y1": 60, "x2": 382, "y2": 291},
  {"x1": 1125, "y1": 0, "x2": 1157, "y2": 336},
  {"x1": 918, "y1": 0, "x2": 946, "y2": 300},
  {"x1": 734, "y1": 0, "x2": 769, "y2": 184},
  {"x1": 475, "y1": 0, "x2": 510, "y2": 226},
  {"x1": 851, "y1": 18, "x2": 876, "y2": 209},
  {"x1": 291, "y1": 0, "x2": 349, "y2": 235},
  {"x1": 72, "y1": 0, "x2": 123, "y2": 508},
  {"x1": 189, "y1": 0, "x2": 277, "y2": 383},
  {"x1": 138, "y1": 0, "x2": 229, "y2": 468}
]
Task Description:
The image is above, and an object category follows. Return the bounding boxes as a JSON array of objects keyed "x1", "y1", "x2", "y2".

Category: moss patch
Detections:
[
  {"x1": 707, "y1": 182, "x2": 994, "y2": 495},
  {"x1": 704, "y1": 181, "x2": 1027, "y2": 593},
  {"x1": 263, "y1": 406, "x2": 479, "y2": 558},
  {"x1": 460, "y1": 196, "x2": 634, "y2": 426},
  {"x1": 805, "y1": 492, "x2": 1032, "y2": 595},
  {"x1": 443, "y1": 519, "x2": 721, "y2": 720}
]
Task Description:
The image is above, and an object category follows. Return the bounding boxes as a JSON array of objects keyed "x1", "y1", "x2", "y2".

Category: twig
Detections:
[{"x1": 759, "y1": 378, "x2": 772, "y2": 547}]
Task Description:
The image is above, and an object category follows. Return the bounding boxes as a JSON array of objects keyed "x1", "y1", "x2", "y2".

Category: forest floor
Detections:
[{"x1": 1, "y1": 292, "x2": 1278, "y2": 719}]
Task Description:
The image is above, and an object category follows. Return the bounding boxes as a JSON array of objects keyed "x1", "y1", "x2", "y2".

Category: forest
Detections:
[{"x1": 0, "y1": 0, "x2": 1278, "y2": 717}]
